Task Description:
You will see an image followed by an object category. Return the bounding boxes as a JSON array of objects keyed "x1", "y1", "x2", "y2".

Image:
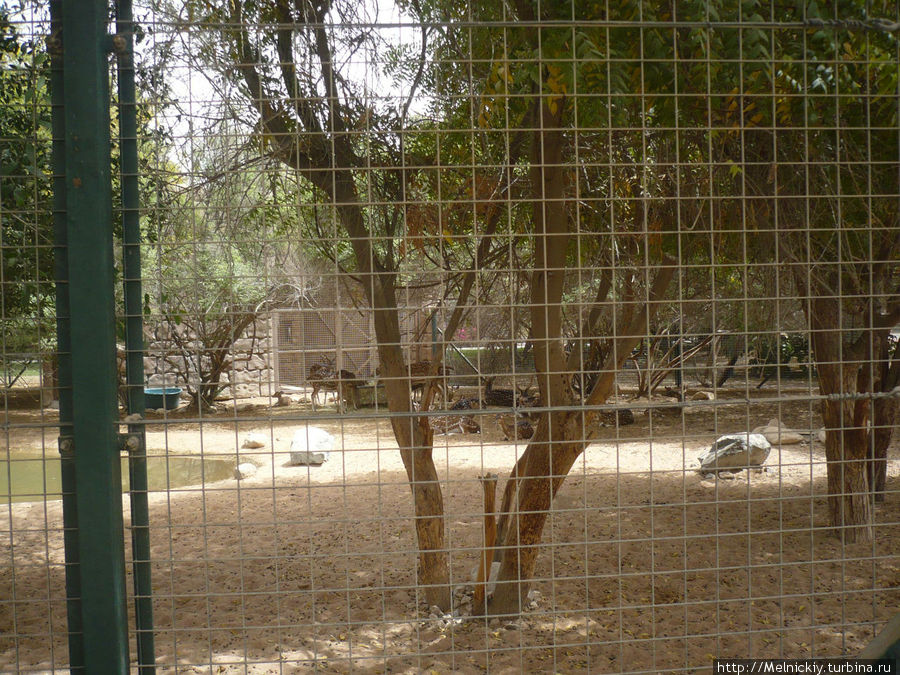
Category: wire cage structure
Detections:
[
  {"x1": 272, "y1": 302, "x2": 435, "y2": 387},
  {"x1": 1, "y1": 1, "x2": 898, "y2": 673}
]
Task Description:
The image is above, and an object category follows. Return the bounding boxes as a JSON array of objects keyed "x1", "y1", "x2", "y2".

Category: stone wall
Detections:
[{"x1": 132, "y1": 316, "x2": 275, "y2": 401}]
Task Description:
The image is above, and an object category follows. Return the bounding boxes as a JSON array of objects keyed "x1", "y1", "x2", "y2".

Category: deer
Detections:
[
  {"x1": 497, "y1": 413, "x2": 534, "y2": 441},
  {"x1": 481, "y1": 377, "x2": 537, "y2": 408},
  {"x1": 430, "y1": 414, "x2": 481, "y2": 435},
  {"x1": 408, "y1": 360, "x2": 454, "y2": 405},
  {"x1": 376, "y1": 359, "x2": 454, "y2": 407},
  {"x1": 307, "y1": 360, "x2": 361, "y2": 412}
]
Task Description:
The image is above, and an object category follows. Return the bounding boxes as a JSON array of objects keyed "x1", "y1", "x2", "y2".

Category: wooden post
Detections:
[{"x1": 473, "y1": 473, "x2": 498, "y2": 612}]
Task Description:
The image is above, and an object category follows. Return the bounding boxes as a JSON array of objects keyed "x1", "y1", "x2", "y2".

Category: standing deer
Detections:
[
  {"x1": 376, "y1": 359, "x2": 454, "y2": 407},
  {"x1": 307, "y1": 361, "x2": 361, "y2": 412}
]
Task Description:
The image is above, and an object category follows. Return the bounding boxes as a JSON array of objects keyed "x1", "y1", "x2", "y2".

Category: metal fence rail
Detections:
[{"x1": 0, "y1": 1, "x2": 898, "y2": 672}]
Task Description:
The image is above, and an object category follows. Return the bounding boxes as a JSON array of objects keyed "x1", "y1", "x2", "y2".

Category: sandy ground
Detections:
[{"x1": 1, "y1": 387, "x2": 898, "y2": 673}]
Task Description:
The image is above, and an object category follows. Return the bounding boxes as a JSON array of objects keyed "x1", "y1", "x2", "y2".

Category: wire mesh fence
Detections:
[{"x1": 1, "y1": 1, "x2": 899, "y2": 672}]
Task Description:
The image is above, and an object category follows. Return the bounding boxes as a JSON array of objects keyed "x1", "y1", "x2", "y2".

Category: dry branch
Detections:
[{"x1": 473, "y1": 473, "x2": 498, "y2": 613}]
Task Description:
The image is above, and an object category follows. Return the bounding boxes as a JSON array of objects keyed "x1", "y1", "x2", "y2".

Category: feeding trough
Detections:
[{"x1": 144, "y1": 387, "x2": 183, "y2": 410}]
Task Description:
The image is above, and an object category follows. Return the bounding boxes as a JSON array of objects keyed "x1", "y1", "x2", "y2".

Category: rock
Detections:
[
  {"x1": 241, "y1": 433, "x2": 266, "y2": 449},
  {"x1": 453, "y1": 584, "x2": 470, "y2": 600},
  {"x1": 690, "y1": 390, "x2": 715, "y2": 401},
  {"x1": 698, "y1": 433, "x2": 771, "y2": 473},
  {"x1": 289, "y1": 427, "x2": 335, "y2": 465},
  {"x1": 289, "y1": 451, "x2": 326, "y2": 466},
  {"x1": 816, "y1": 428, "x2": 827, "y2": 443},
  {"x1": 501, "y1": 625, "x2": 522, "y2": 645},
  {"x1": 234, "y1": 462, "x2": 257, "y2": 479},
  {"x1": 751, "y1": 418, "x2": 804, "y2": 445}
]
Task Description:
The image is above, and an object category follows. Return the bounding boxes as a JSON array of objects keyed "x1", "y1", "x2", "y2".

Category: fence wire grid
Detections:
[{"x1": 1, "y1": 1, "x2": 899, "y2": 673}]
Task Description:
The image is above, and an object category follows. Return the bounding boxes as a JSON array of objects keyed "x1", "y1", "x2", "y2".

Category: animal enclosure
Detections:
[{"x1": 1, "y1": 2, "x2": 898, "y2": 673}]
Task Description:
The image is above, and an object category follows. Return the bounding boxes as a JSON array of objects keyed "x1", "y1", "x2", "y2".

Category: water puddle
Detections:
[{"x1": 1, "y1": 454, "x2": 236, "y2": 503}]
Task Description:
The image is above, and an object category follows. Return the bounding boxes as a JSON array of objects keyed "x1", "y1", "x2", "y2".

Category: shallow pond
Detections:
[{"x1": 1, "y1": 454, "x2": 236, "y2": 503}]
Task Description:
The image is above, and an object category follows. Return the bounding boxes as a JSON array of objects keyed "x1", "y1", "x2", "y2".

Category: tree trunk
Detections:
[
  {"x1": 488, "y1": 412, "x2": 586, "y2": 615},
  {"x1": 869, "y1": 395, "x2": 895, "y2": 501},
  {"x1": 869, "y1": 332, "x2": 899, "y2": 502},
  {"x1": 339, "y1": 186, "x2": 450, "y2": 609},
  {"x1": 487, "y1": 100, "x2": 574, "y2": 615},
  {"x1": 820, "y1": 395, "x2": 873, "y2": 542},
  {"x1": 371, "y1": 275, "x2": 451, "y2": 610},
  {"x1": 490, "y1": 252, "x2": 675, "y2": 615},
  {"x1": 488, "y1": 99, "x2": 677, "y2": 613},
  {"x1": 806, "y1": 289, "x2": 874, "y2": 543}
]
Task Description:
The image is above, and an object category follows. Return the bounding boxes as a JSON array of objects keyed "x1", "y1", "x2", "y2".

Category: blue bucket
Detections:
[{"x1": 144, "y1": 387, "x2": 183, "y2": 410}]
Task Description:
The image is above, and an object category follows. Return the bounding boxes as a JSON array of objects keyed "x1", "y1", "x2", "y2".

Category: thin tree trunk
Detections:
[
  {"x1": 869, "y1": 395, "x2": 895, "y2": 501},
  {"x1": 488, "y1": 412, "x2": 586, "y2": 615},
  {"x1": 334, "y1": 177, "x2": 451, "y2": 609},
  {"x1": 489, "y1": 96, "x2": 676, "y2": 611},
  {"x1": 489, "y1": 263, "x2": 675, "y2": 615},
  {"x1": 473, "y1": 474, "x2": 498, "y2": 613},
  {"x1": 372, "y1": 275, "x2": 451, "y2": 610},
  {"x1": 869, "y1": 333, "x2": 899, "y2": 502}
]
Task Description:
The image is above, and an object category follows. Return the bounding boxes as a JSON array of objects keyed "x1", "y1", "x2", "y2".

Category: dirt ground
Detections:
[{"x1": 1, "y1": 385, "x2": 898, "y2": 673}]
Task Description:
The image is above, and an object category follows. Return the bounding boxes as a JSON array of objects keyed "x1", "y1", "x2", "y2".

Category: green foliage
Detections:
[
  {"x1": 147, "y1": 239, "x2": 269, "y2": 321},
  {"x1": 0, "y1": 9, "x2": 54, "y2": 362}
]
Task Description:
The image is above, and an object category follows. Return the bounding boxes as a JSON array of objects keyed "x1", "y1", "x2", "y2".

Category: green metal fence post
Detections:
[
  {"x1": 61, "y1": 0, "x2": 131, "y2": 671},
  {"x1": 114, "y1": 0, "x2": 156, "y2": 670},
  {"x1": 48, "y1": 2, "x2": 83, "y2": 670}
]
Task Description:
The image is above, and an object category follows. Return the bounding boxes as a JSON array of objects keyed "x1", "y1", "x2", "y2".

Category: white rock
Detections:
[
  {"x1": 241, "y1": 433, "x2": 266, "y2": 449},
  {"x1": 234, "y1": 462, "x2": 257, "y2": 480},
  {"x1": 751, "y1": 422, "x2": 804, "y2": 445},
  {"x1": 765, "y1": 418, "x2": 804, "y2": 444},
  {"x1": 289, "y1": 427, "x2": 335, "y2": 465}
]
